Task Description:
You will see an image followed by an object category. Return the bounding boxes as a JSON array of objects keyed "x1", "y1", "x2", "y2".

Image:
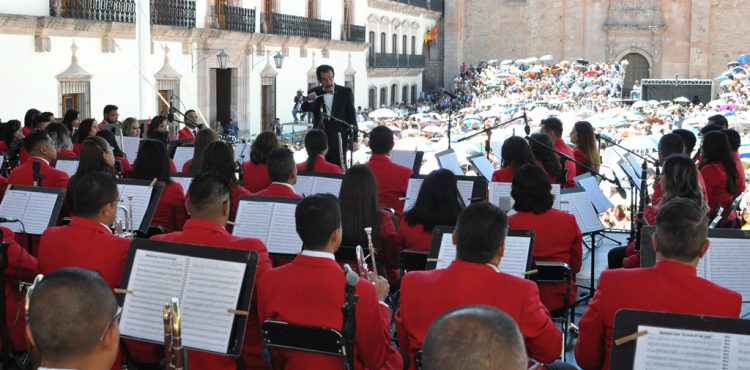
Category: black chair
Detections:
[
  {"x1": 261, "y1": 320, "x2": 349, "y2": 369},
  {"x1": 399, "y1": 249, "x2": 427, "y2": 272},
  {"x1": 533, "y1": 261, "x2": 573, "y2": 360}
]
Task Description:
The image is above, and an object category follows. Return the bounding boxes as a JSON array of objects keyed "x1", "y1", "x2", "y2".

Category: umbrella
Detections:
[
  {"x1": 559, "y1": 60, "x2": 570, "y2": 66},
  {"x1": 647, "y1": 100, "x2": 660, "y2": 106},
  {"x1": 720, "y1": 80, "x2": 735, "y2": 87},
  {"x1": 727, "y1": 61, "x2": 741, "y2": 68},
  {"x1": 500, "y1": 59, "x2": 513, "y2": 65},
  {"x1": 737, "y1": 54, "x2": 750, "y2": 66},
  {"x1": 619, "y1": 136, "x2": 658, "y2": 151},
  {"x1": 357, "y1": 121, "x2": 377, "y2": 131},
  {"x1": 369, "y1": 108, "x2": 399, "y2": 119},
  {"x1": 631, "y1": 100, "x2": 649, "y2": 109},
  {"x1": 715, "y1": 75, "x2": 730, "y2": 82},
  {"x1": 540, "y1": 55, "x2": 555, "y2": 62},
  {"x1": 673, "y1": 97, "x2": 691, "y2": 104},
  {"x1": 526, "y1": 57, "x2": 539, "y2": 64},
  {"x1": 422, "y1": 126, "x2": 444, "y2": 134}
]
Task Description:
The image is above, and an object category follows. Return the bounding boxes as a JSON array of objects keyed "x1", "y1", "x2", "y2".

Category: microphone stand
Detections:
[
  {"x1": 341, "y1": 266, "x2": 358, "y2": 370},
  {"x1": 321, "y1": 112, "x2": 365, "y2": 170},
  {"x1": 598, "y1": 134, "x2": 660, "y2": 174},
  {"x1": 0, "y1": 228, "x2": 8, "y2": 370},
  {"x1": 457, "y1": 114, "x2": 527, "y2": 160}
]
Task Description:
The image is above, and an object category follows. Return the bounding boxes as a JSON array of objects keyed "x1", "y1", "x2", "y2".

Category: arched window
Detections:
[
  {"x1": 411, "y1": 36, "x2": 416, "y2": 55},
  {"x1": 392, "y1": 34, "x2": 397, "y2": 54},
  {"x1": 390, "y1": 84, "x2": 397, "y2": 106},
  {"x1": 369, "y1": 88, "x2": 377, "y2": 109},
  {"x1": 402, "y1": 35, "x2": 407, "y2": 55},
  {"x1": 379, "y1": 87, "x2": 387, "y2": 107},
  {"x1": 402, "y1": 85, "x2": 409, "y2": 104},
  {"x1": 621, "y1": 53, "x2": 650, "y2": 98},
  {"x1": 380, "y1": 32, "x2": 386, "y2": 53},
  {"x1": 368, "y1": 31, "x2": 375, "y2": 67}
]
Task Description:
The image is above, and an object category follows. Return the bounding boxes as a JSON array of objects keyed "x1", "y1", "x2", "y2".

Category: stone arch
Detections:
[{"x1": 615, "y1": 49, "x2": 653, "y2": 99}]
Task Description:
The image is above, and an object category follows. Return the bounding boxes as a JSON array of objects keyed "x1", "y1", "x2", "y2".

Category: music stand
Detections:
[
  {"x1": 171, "y1": 174, "x2": 194, "y2": 196},
  {"x1": 560, "y1": 188, "x2": 605, "y2": 302},
  {"x1": 116, "y1": 179, "x2": 165, "y2": 236},
  {"x1": 404, "y1": 175, "x2": 487, "y2": 212},
  {"x1": 390, "y1": 150, "x2": 424, "y2": 174},
  {"x1": 0, "y1": 185, "x2": 65, "y2": 235},
  {"x1": 434, "y1": 149, "x2": 464, "y2": 176},
  {"x1": 171, "y1": 145, "x2": 194, "y2": 174},
  {"x1": 232, "y1": 196, "x2": 303, "y2": 258},
  {"x1": 118, "y1": 239, "x2": 259, "y2": 355},
  {"x1": 53, "y1": 156, "x2": 80, "y2": 177},
  {"x1": 294, "y1": 172, "x2": 344, "y2": 197}
]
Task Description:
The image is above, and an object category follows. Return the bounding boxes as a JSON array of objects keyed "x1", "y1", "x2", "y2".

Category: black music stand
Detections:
[
  {"x1": 116, "y1": 179, "x2": 165, "y2": 236},
  {"x1": 232, "y1": 196, "x2": 303, "y2": 260}
]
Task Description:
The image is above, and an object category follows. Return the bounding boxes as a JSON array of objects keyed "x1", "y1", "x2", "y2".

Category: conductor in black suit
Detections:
[{"x1": 301, "y1": 64, "x2": 356, "y2": 168}]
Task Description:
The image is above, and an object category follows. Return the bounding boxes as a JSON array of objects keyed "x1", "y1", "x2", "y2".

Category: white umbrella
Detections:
[
  {"x1": 357, "y1": 121, "x2": 377, "y2": 131},
  {"x1": 500, "y1": 59, "x2": 513, "y2": 65},
  {"x1": 369, "y1": 108, "x2": 399, "y2": 119},
  {"x1": 620, "y1": 136, "x2": 658, "y2": 151},
  {"x1": 422, "y1": 126, "x2": 444, "y2": 134},
  {"x1": 526, "y1": 57, "x2": 539, "y2": 64},
  {"x1": 540, "y1": 55, "x2": 555, "y2": 62},
  {"x1": 673, "y1": 97, "x2": 691, "y2": 104},
  {"x1": 631, "y1": 100, "x2": 649, "y2": 109}
]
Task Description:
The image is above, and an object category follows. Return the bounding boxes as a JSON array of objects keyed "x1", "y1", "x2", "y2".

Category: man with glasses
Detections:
[
  {"x1": 26, "y1": 267, "x2": 121, "y2": 370},
  {"x1": 8, "y1": 131, "x2": 69, "y2": 188}
]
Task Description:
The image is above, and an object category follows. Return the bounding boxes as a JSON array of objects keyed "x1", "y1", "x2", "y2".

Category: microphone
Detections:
[
  {"x1": 595, "y1": 133, "x2": 614, "y2": 143},
  {"x1": 498, "y1": 196, "x2": 513, "y2": 213},
  {"x1": 441, "y1": 88, "x2": 458, "y2": 99},
  {"x1": 523, "y1": 108, "x2": 530, "y2": 135},
  {"x1": 613, "y1": 176, "x2": 628, "y2": 199},
  {"x1": 32, "y1": 161, "x2": 42, "y2": 187},
  {"x1": 0, "y1": 217, "x2": 19, "y2": 223},
  {"x1": 343, "y1": 264, "x2": 359, "y2": 288},
  {"x1": 168, "y1": 95, "x2": 175, "y2": 123}
]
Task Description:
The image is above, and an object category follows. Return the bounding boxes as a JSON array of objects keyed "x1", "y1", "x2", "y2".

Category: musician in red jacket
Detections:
[
  {"x1": 296, "y1": 129, "x2": 343, "y2": 174},
  {"x1": 152, "y1": 173, "x2": 273, "y2": 370},
  {"x1": 1, "y1": 226, "x2": 38, "y2": 352},
  {"x1": 257, "y1": 194, "x2": 402, "y2": 370},
  {"x1": 699, "y1": 131, "x2": 742, "y2": 220},
  {"x1": 540, "y1": 117, "x2": 575, "y2": 188},
  {"x1": 491, "y1": 136, "x2": 535, "y2": 183},
  {"x1": 177, "y1": 110, "x2": 201, "y2": 143},
  {"x1": 256, "y1": 148, "x2": 303, "y2": 199},
  {"x1": 9, "y1": 132, "x2": 69, "y2": 188},
  {"x1": 242, "y1": 132, "x2": 280, "y2": 193},
  {"x1": 508, "y1": 164, "x2": 582, "y2": 312},
  {"x1": 366, "y1": 126, "x2": 413, "y2": 216},
  {"x1": 396, "y1": 202, "x2": 562, "y2": 369},
  {"x1": 575, "y1": 197, "x2": 742, "y2": 370}
]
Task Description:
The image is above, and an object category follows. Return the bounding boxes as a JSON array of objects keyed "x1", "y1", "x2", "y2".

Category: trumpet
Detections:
[
  {"x1": 163, "y1": 297, "x2": 187, "y2": 370},
  {"x1": 113, "y1": 196, "x2": 135, "y2": 238},
  {"x1": 363, "y1": 227, "x2": 378, "y2": 276},
  {"x1": 355, "y1": 245, "x2": 369, "y2": 278}
]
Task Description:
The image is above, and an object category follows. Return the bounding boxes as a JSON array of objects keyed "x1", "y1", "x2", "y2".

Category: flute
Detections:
[
  {"x1": 338, "y1": 132, "x2": 345, "y2": 172},
  {"x1": 363, "y1": 227, "x2": 377, "y2": 276}
]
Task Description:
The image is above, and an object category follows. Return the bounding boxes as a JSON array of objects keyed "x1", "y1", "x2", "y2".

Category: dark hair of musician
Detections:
[
  {"x1": 369, "y1": 126, "x2": 394, "y2": 155},
  {"x1": 33, "y1": 114, "x2": 51, "y2": 130},
  {"x1": 267, "y1": 148, "x2": 296, "y2": 183},
  {"x1": 659, "y1": 155, "x2": 707, "y2": 212},
  {"x1": 187, "y1": 172, "x2": 231, "y2": 213},
  {"x1": 455, "y1": 202, "x2": 508, "y2": 264},
  {"x1": 47, "y1": 123, "x2": 72, "y2": 152},
  {"x1": 699, "y1": 123, "x2": 722, "y2": 136},
  {"x1": 296, "y1": 194, "x2": 341, "y2": 251},
  {"x1": 339, "y1": 165, "x2": 380, "y2": 248},
  {"x1": 250, "y1": 131, "x2": 280, "y2": 165},
  {"x1": 76, "y1": 119, "x2": 97, "y2": 144},
  {"x1": 146, "y1": 115, "x2": 168, "y2": 139},
  {"x1": 657, "y1": 134, "x2": 684, "y2": 161},
  {"x1": 133, "y1": 139, "x2": 173, "y2": 184},
  {"x1": 23, "y1": 131, "x2": 52, "y2": 153},
  {"x1": 655, "y1": 197, "x2": 708, "y2": 262},
  {"x1": 103, "y1": 104, "x2": 118, "y2": 116},
  {"x1": 303, "y1": 129, "x2": 328, "y2": 172},
  {"x1": 511, "y1": 164, "x2": 554, "y2": 214},
  {"x1": 500, "y1": 136, "x2": 535, "y2": 169},
  {"x1": 540, "y1": 116, "x2": 563, "y2": 138},
  {"x1": 707, "y1": 114, "x2": 729, "y2": 129},
  {"x1": 72, "y1": 171, "x2": 119, "y2": 218},
  {"x1": 189, "y1": 128, "x2": 219, "y2": 175},
  {"x1": 96, "y1": 129, "x2": 125, "y2": 158},
  {"x1": 121, "y1": 118, "x2": 140, "y2": 138},
  {"x1": 23, "y1": 108, "x2": 40, "y2": 129},
  {"x1": 27, "y1": 267, "x2": 118, "y2": 362},
  {"x1": 1, "y1": 119, "x2": 21, "y2": 148},
  {"x1": 68, "y1": 137, "x2": 117, "y2": 201},
  {"x1": 721, "y1": 129, "x2": 741, "y2": 152},
  {"x1": 671, "y1": 129, "x2": 696, "y2": 156},
  {"x1": 62, "y1": 109, "x2": 79, "y2": 133},
  {"x1": 404, "y1": 169, "x2": 463, "y2": 232},
  {"x1": 200, "y1": 141, "x2": 238, "y2": 185},
  {"x1": 700, "y1": 131, "x2": 737, "y2": 195},
  {"x1": 572, "y1": 121, "x2": 600, "y2": 172},
  {"x1": 528, "y1": 132, "x2": 561, "y2": 180},
  {"x1": 422, "y1": 305, "x2": 527, "y2": 370},
  {"x1": 315, "y1": 64, "x2": 335, "y2": 80}
]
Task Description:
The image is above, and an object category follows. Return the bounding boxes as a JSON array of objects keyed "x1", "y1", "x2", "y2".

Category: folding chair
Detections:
[
  {"x1": 533, "y1": 261, "x2": 573, "y2": 360},
  {"x1": 261, "y1": 320, "x2": 350, "y2": 370},
  {"x1": 399, "y1": 249, "x2": 427, "y2": 272}
]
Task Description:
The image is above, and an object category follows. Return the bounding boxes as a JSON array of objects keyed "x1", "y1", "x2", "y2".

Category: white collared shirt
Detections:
[
  {"x1": 271, "y1": 182, "x2": 296, "y2": 191},
  {"x1": 486, "y1": 263, "x2": 500, "y2": 272},
  {"x1": 32, "y1": 156, "x2": 49, "y2": 165},
  {"x1": 323, "y1": 86, "x2": 335, "y2": 114},
  {"x1": 301, "y1": 249, "x2": 336, "y2": 261}
]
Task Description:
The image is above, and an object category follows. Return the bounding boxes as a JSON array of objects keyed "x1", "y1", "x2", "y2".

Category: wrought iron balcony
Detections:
[
  {"x1": 213, "y1": 4, "x2": 255, "y2": 33},
  {"x1": 49, "y1": 0, "x2": 195, "y2": 27},
  {"x1": 408, "y1": 55, "x2": 426, "y2": 68},
  {"x1": 369, "y1": 53, "x2": 425, "y2": 69},
  {"x1": 429, "y1": 0, "x2": 443, "y2": 12},
  {"x1": 260, "y1": 12, "x2": 331, "y2": 40},
  {"x1": 341, "y1": 24, "x2": 366, "y2": 43},
  {"x1": 371, "y1": 53, "x2": 398, "y2": 68},
  {"x1": 395, "y1": 0, "x2": 429, "y2": 9}
]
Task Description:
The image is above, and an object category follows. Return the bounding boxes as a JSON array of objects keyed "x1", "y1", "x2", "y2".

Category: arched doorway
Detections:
[{"x1": 621, "y1": 53, "x2": 649, "y2": 99}]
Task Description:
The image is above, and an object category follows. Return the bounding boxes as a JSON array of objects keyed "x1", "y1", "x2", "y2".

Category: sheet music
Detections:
[
  {"x1": 172, "y1": 177, "x2": 193, "y2": 195},
  {"x1": 173, "y1": 147, "x2": 194, "y2": 173},
  {"x1": 633, "y1": 325, "x2": 750, "y2": 370},
  {"x1": 391, "y1": 150, "x2": 417, "y2": 170},
  {"x1": 403, "y1": 178, "x2": 424, "y2": 212},
  {"x1": 117, "y1": 184, "x2": 154, "y2": 231},
  {"x1": 0, "y1": 190, "x2": 59, "y2": 234},
  {"x1": 575, "y1": 175, "x2": 613, "y2": 214},
  {"x1": 625, "y1": 153, "x2": 642, "y2": 176},
  {"x1": 234, "y1": 142, "x2": 251, "y2": 163},
  {"x1": 490, "y1": 141, "x2": 504, "y2": 163},
  {"x1": 233, "y1": 201, "x2": 301, "y2": 254},
  {"x1": 499, "y1": 236, "x2": 532, "y2": 278},
  {"x1": 469, "y1": 155, "x2": 495, "y2": 182},
  {"x1": 292, "y1": 176, "x2": 314, "y2": 196},
  {"x1": 119, "y1": 249, "x2": 247, "y2": 353},
  {"x1": 489, "y1": 182, "x2": 560, "y2": 215},
  {"x1": 121, "y1": 137, "x2": 141, "y2": 162},
  {"x1": 619, "y1": 160, "x2": 641, "y2": 188},
  {"x1": 54, "y1": 159, "x2": 79, "y2": 177},
  {"x1": 435, "y1": 233, "x2": 456, "y2": 270},
  {"x1": 702, "y1": 238, "x2": 750, "y2": 300},
  {"x1": 436, "y1": 150, "x2": 464, "y2": 176},
  {"x1": 293, "y1": 176, "x2": 341, "y2": 196},
  {"x1": 457, "y1": 180, "x2": 476, "y2": 206},
  {"x1": 560, "y1": 190, "x2": 604, "y2": 234}
]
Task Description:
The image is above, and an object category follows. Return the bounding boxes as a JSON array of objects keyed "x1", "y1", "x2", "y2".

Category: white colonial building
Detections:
[{"x1": 0, "y1": 0, "x2": 442, "y2": 135}]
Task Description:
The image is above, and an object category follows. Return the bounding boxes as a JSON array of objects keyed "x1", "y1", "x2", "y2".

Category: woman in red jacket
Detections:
[
  {"x1": 508, "y1": 164, "x2": 582, "y2": 312},
  {"x1": 528, "y1": 132, "x2": 563, "y2": 185},
  {"x1": 491, "y1": 136, "x2": 535, "y2": 183},
  {"x1": 201, "y1": 141, "x2": 250, "y2": 225},
  {"x1": 0, "y1": 120, "x2": 22, "y2": 153},
  {"x1": 242, "y1": 131, "x2": 280, "y2": 193},
  {"x1": 96, "y1": 129, "x2": 132, "y2": 178},
  {"x1": 297, "y1": 129, "x2": 342, "y2": 174},
  {"x1": 396, "y1": 169, "x2": 464, "y2": 252},
  {"x1": 570, "y1": 120, "x2": 600, "y2": 176},
  {"x1": 339, "y1": 165, "x2": 399, "y2": 282},
  {"x1": 133, "y1": 139, "x2": 188, "y2": 232},
  {"x1": 183, "y1": 128, "x2": 218, "y2": 174},
  {"x1": 700, "y1": 131, "x2": 741, "y2": 221},
  {"x1": 73, "y1": 118, "x2": 98, "y2": 155}
]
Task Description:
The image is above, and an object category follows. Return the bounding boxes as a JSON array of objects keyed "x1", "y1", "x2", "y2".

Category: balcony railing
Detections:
[
  {"x1": 213, "y1": 4, "x2": 255, "y2": 33},
  {"x1": 408, "y1": 54, "x2": 426, "y2": 68},
  {"x1": 429, "y1": 0, "x2": 443, "y2": 12},
  {"x1": 49, "y1": 0, "x2": 195, "y2": 27},
  {"x1": 341, "y1": 24, "x2": 366, "y2": 43},
  {"x1": 369, "y1": 53, "x2": 425, "y2": 69},
  {"x1": 260, "y1": 12, "x2": 331, "y2": 40},
  {"x1": 395, "y1": 0, "x2": 428, "y2": 9}
]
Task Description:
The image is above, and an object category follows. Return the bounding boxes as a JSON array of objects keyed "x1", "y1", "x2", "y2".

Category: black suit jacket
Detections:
[{"x1": 301, "y1": 84, "x2": 356, "y2": 133}]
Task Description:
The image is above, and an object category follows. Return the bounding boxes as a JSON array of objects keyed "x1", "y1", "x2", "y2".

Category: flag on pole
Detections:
[{"x1": 424, "y1": 23, "x2": 439, "y2": 45}]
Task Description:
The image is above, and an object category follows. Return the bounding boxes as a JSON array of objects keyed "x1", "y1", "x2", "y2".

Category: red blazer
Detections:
[
  {"x1": 21, "y1": 127, "x2": 32, "y2": 137},
  {"x1": 152, "y1": 219, "x2": 273, "y2": 370},
  {"x1": 554, "y1": 139, "x2": 576, "y2": 188},
  {"x1": 116, "y1": 156, "x2": 133, "y2": 178},
  {"x1": 9, "y1": 157, "x2": 69, "y2": 189},
  {"x1": 367, "y1": 154, "x2": 413, "y2": 216},
  {"x1": 257, "y1": 254, "x2": 402, "y2": 370},
  {"x1": 396, "y1": 260, "x2": 562, "y2": 367},
  {"x1": 181, "y1": 159, "x2": 193, "y2": 174},
  {"x1": 255, "y1": 183, "x2": 303, "y2": 199},
  {"x1": 73, "y1": 142, "x2": 82, "y2": 155},
  {"x1": 169, "y1": 158, "x2": 177, "y2": 174},
  {"x1": 573, "y1": 147, "x2": 588, "y2": 176},
  {"x1": 575, "y1": 260, "x2": 742, "y2": 370},
  {"x1": 296, "y1": 155, "x2": 343, "y2": 174},
  {"x1": 733, "y1": 152, "x2": 746, "y2": 194},
  {"x1": 58, "y1": 148, "x2": 77, "y2": 157},
  {"x1": 242, "y1": 162, "x2": 271, "y2": 193},
  {"x1": 177, "y1": 127, "x2": 196, "y2": 143},
  {"x1": 0, "y1": 141, "x2": 7, "y2": 153},
  {"x1": 151, "y1": 181, "x2": 188, "y2": 233},
  {"x1": 701, "y1": 163, "x2": 740, "y2": 215},
  {"x1": 376, "y1": 210, "x2": 399, "y2": 283},
  {"x1": 395, "y1": 217, "x2": 433, "y2": 252},
  {"x1": 508, "y1": 209, "x2": 583, "y2": 311},
  {"x1": 1, "y1": 227, "x2": 39, "y2": 351},
  {"x1": 491, "y1": 166, "x2": 514, "y2": 182}
]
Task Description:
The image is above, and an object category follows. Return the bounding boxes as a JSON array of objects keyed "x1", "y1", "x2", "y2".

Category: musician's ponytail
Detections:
[{"x1": 304, "y1": 129, "x2": 329, "y2": 172}]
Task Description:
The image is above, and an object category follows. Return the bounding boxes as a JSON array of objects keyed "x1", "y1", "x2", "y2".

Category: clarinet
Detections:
[{"x1": 633, "y1": 159, "x2": 649, "y2": 253}]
